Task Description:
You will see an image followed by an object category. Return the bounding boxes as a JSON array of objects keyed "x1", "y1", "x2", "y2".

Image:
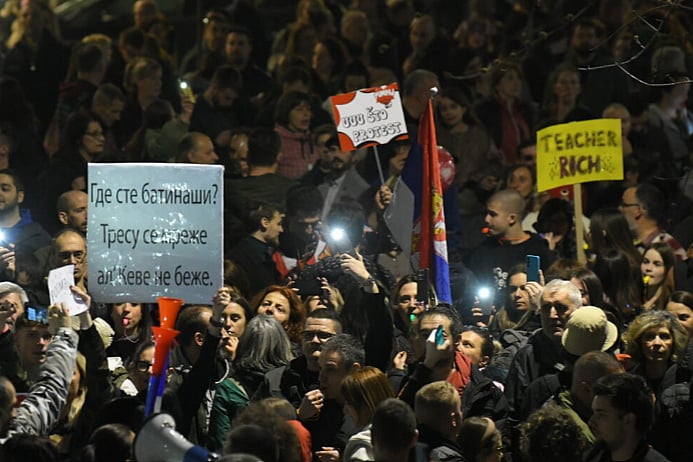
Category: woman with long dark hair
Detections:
[
  {"x1": 593, "y1": 249, "x2": 642, "y2": 322},
  {"x1": 474, "y1": 61, "x2": 536, "y2": 165},
  {"x1": 104, "y1": 302, "x2": 153, "y2": 363},
  {"x1": 435, "y1": 87, "x2": 500, "y2": 188},
  {"x1": 274, "y1": 91, "x2": 316, "y2": 180},
  {"x1": 641, "y1": 243, "x2": 676, "y2": 311},
  {"x1": 666, "y1": 290, "x2": 693, "y2": 337}
]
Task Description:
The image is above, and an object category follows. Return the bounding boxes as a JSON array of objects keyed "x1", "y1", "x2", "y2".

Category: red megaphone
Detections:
[{"x1": 158, "y1": 297, "x2": 183, "y2": 330}]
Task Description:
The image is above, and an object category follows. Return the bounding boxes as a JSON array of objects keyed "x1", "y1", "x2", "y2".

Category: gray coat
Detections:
[{"x1": 1, "y1": 327, "x2": 78, "y2": 443}]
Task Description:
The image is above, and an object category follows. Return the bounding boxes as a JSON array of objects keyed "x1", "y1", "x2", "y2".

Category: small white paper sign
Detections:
[
  {"x1": 48, "y1": 265, "x2": 88, "y2": 315},
  {"x1": 330, "y1": 83, "x2": 408, "y2": 151}
]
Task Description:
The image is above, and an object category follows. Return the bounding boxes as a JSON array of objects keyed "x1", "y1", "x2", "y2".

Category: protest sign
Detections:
[
  {"x1": 88, "y1": 163, "x2": 223, "y2": 303},
  {"x1": 331, "y1": 83, "x2": 409, "y2": 152},
  {"x1": 536, "y1": 118, "x2": 623, "y2": 192},
  {"x1": 48, "y1": 264, "x2": 88, "y2": 315}
]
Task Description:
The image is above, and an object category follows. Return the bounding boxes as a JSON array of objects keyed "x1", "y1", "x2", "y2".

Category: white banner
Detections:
[
  {"x1": 87, "y1": 163, "x2": 223, "y2": 303},
  {"x1": 330, "y1": 83, "x2": 409, "y2": 151}
]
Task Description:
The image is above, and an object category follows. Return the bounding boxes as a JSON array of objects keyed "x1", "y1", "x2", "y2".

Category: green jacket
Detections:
[{"x1": 207, "y1": 375, "x2": 250, "y2": 451}]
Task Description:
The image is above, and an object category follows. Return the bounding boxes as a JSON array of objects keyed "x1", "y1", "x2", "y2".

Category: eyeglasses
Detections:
[
  {"x1": 619, "y1": 201, "x2": 640, "y2": 208},
  {"x1": 540, "y1": 302, "x2": 570, "y2": 313},
  {"x1": 58, "y1": 250, "x2": 85, "y2": 263},
  {"x1": 84, "y1": 130, "x2": 105, "y2": 139},
  {"x1": 135, "y1": 360, "x2": 153, "y2": 372},
  {"x1": 301, "y1": 330, "x2": 335, "y2": 342}
]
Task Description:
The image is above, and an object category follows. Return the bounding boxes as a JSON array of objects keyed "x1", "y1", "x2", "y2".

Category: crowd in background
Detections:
[{"x1": 0, "y1": 0, "x2": 693, "y2": 461}]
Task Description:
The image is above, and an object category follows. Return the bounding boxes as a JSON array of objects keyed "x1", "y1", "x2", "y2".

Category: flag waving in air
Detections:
[{"x1": 399, "y1": 93, "x2": 452, "y2": 303}]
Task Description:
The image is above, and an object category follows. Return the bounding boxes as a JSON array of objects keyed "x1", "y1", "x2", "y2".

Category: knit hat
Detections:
[{"x1": 561, "y1": 306, "x2": 618, "y2": 356}]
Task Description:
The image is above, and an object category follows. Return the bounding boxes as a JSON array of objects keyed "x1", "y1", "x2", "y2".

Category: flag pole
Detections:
[{"x1": 373, "y1": 145, "x2": 386, "y2": 185}]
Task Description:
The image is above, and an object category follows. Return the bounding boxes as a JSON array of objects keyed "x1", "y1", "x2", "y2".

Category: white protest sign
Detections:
[
  {"x1": 48, "y1": 264, "x2": 89, "y2": 315},
  {"x1": 87, "y1": 163, "x2": 223, "y2": 303},
  {"x1": 330, "y1": 83, "x2": 409, "y2": 151}
]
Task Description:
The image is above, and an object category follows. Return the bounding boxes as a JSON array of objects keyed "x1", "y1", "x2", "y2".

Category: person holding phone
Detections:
[
  {"x1": 465, "y1": 189, "x2": 554, "y2": 297},
  {"x1": 0, "y1": 303, "x2": 78, "y2": 443},
  {"x1": 0, "y1": 282, "x2": 28, "y2": 334},
  {"x1": 397, "y1": 305, "x2": 507, "y2": 427}
]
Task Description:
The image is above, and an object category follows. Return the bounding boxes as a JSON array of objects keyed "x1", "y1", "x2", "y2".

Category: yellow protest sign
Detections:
[{"x1": 536, "y1": 118, "x2": 624, "y2": 192}]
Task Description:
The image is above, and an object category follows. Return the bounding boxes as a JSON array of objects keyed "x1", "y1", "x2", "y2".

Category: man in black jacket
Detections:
[
  {"x1": 226, "y1": 201, "x2": 283, "y2": 297},
  {"x1": 465, "y1": 189, "x2": 553, "y2": 301},
  {"x1": 586, "y1": 373, "x2": 669, "y2": 462},
  {"x1": 0, "y1": 170, "x2": 51, "y2": 280}
]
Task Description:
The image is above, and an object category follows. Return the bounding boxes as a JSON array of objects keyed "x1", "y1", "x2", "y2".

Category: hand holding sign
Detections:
[
  {"x1": 330, "y1": 83, "x2": 408, "y2": 151},
  {"x1": 48, "y1": 265, "x2": 89, "y2": 315}
]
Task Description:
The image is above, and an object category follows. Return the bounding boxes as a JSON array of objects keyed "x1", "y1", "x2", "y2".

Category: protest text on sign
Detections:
[
  {"x1": 331, "y1": 83, "x2": 409, "y2": 151},
  {"x1": 87, "y1": 163, "x2": 223, "y2": 303},
  {"x1": 536, "y1": 119, "x2": 624, "y2": 192}
]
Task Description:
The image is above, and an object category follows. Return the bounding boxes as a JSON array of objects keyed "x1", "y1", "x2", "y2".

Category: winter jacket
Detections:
[{"x1": 1, "y1": 327, "x2": 78, "y2": 443}]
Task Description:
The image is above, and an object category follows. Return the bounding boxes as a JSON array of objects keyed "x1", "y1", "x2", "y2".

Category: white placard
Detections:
[
  {"x1": 48, "y1": 265, "x2": 88, "y2": 315},
  {"x1": 87, "y1": 163, "x2": 224, "y2": 303},
  {"x1": 330, "y1": 83, "x2": 408, "y2": 151}
]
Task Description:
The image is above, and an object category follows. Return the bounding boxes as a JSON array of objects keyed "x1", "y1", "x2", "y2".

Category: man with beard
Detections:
[
  {"x1": 397, "y1": 305, "x2": 507, "y2": 430},
  {"x1": 318, "y1": 134, "x2": 369, "y2": 222},
  {"x1": 227, "y1": 201, "x2": 284, "y2": 298},
  {"x1": 189, "y1": 65, "x2": 254, "y2": 150},
  {"x1": 620, "y1": 184, "x2": 686, "y2": 261},
  {"x1": 562, "y1": 18, "x2": 630, "y2": 116},
  {"x1": 224, "y1": 25, "x2": 272, "y2": 100},
  {"x1": 276, "y1": 184, "x2": 327, "y2": 276},
  {"x1": 56, "y1": 190, "x2": 88, "y2": 236},
  {"x1": 179, "y1": 10, "x2": 230, "y2": 76},
  {"x1": 0, "y1": 170, "x2": 51, "y2": 281}
]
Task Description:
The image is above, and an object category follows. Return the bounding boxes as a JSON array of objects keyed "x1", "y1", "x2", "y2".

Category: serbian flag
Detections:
[{"x1": 398, "y1": 98, "x2": 452, "y2": 302}]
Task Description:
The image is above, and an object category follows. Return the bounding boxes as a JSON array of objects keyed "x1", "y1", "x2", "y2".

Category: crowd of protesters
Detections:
[{"x1": 1, "y1": 0, "x2": 693, "y2": 461}]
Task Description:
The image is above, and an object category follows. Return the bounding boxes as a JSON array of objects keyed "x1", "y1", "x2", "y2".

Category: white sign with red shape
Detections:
[{"x1": 331, "y1": 83, "x2": 409, "y2": 151}]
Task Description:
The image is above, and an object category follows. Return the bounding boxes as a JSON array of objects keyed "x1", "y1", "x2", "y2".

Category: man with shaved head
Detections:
[
  {"x1": 465, "y1": 188, "x2": 554, "y2": 296},
  {"x1": 176, "y1": 132, "x2": 220, "y2": 164},
  {"x1": 57, "y1": 190, "x2": 88, "y2": 235}
]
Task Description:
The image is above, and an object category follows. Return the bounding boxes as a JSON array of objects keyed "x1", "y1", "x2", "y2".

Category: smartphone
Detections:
[
  {"x1": 26, "y1": 306, "x2": 48, "y2": 324},
  {"x1": 328, "y1": 227, "x2": 353, "y2": 254},
  {"x1": 295, "y1": 278, "x2": 322, "y2": 297},
  {"x1": 435, "y1": 325, "x2": 445, "y2": 346},
  {"x1": 416, "y1": 268, "x2": 429, "y2": 306},
  {"x1": 526, "y1": 255, "x2": 540, "y2": 283},
  {"x1": 178, "y1": 79, "x2": 196, "y2": 103},
  {"x1": 476, "y1": 286, "x2": 494, "y2": 316}
]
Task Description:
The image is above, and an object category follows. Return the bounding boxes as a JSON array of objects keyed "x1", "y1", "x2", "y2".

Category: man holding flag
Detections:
[
  {"x1": 379, "y1": 82, "x2": 459, "y2": 304},
  {"x1": 399, "y1": 87, "x2": 452, "y2": 303}
]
